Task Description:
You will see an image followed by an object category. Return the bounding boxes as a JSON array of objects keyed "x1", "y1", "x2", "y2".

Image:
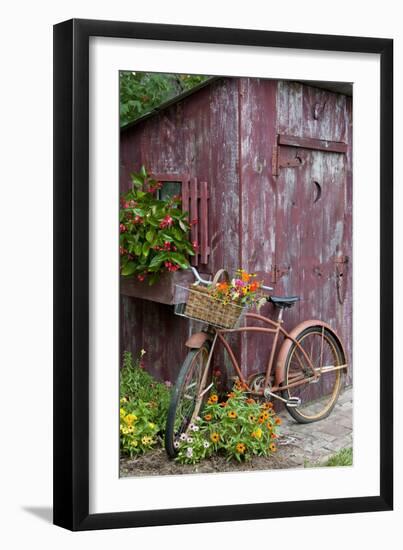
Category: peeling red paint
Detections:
[{"x1": 119, "y1": 78, "x2": 352, "y2": 386}]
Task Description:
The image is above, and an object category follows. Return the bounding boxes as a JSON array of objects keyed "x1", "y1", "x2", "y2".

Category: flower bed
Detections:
[
  {"x1": 119, "y1": 351, "x2": 281, "y2": 466},
  {"x1": 175, "y1": 381, "x2": 281, "y2": 464},
  {"x1": 120, "y1": 350, "x2": 171, "y2": 457}
]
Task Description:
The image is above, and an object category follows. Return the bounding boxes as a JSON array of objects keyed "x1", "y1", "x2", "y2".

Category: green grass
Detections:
[
  {"x1": 323, "y1": 447, "x2": 353, "y2": 467},
  {"x1": 304, "y1": 447, "x2": 353, "y2": 468}
]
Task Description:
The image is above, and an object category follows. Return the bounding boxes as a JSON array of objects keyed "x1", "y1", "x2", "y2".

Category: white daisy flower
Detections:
[
  {"x1": 186, "y1": 447, "x2": 193, "y2": 457},
  {"x1": 179, "y1": 433, "x2": 187, "y2": 441},
  {"x1": 203, "y1": 441, "x2": 210, "y2": 449}
]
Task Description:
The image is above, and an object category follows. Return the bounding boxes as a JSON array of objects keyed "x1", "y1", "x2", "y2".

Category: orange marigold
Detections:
[
  {"x1": 204, "y1": 414, "x2": 212, "y2": 421},
  {"x1": 236, "y1": 442, "x2": 246, "y2": 454},
  {"x1": 241, "y1": 271, "x2": 250, "y2": 282},
  {"x1": 217, "y1": 282, "x2": 229, "y2": 291},
  {"x1": 210, "y1": 394, "x2": 218, "y2": 403},
  {"x1": 275, "y1": 417, "x2": 282, "y2": 425},
  {"x1": 228, "y1": 411, "x2": 238, "y2": 419},
  {"x1": 269, "y1": 442, "x2": 277, "y2": 452}
]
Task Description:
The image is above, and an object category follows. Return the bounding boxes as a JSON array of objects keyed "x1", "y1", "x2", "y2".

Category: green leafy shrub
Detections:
[
  {"x1": 119, "y1": 166, "x2": 195, "y2": 284},
  {"x1": 120, "y1": 71, "x2": 209, "y2": 126},
  {"x1": 175, "y1": 381, "x2": 282, "y2": 464},
  {"x1": 120, "y1": 401, "x2": 159, "y2": 456},
  {"x1": 120, "y1": 350, "x2": 172, "y2": 457}
]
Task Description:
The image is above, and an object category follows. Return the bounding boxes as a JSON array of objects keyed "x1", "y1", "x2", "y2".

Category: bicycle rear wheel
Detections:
[
  {"x1": 282, "y1": 326, "x2": 345, "y2": 423},
  {"x1": 165, "y1": 343, "x2": 211, "y2": 458}
]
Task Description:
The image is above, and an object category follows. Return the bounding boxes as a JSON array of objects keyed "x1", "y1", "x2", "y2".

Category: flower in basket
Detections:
[
  {"x1": 211, "y1": 269, "x2": 264, "y2": 308},
  {"x1": 119, "y1": 165, "x2": 195, "y2": 285}
]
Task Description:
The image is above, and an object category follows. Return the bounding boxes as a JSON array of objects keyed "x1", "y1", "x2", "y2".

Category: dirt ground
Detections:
[{"x1": 120, "y1": 439, "x2": 301, "y2": 477}]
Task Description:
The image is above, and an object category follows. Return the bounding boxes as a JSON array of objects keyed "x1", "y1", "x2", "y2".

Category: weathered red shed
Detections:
[{"x1": 120, "y1": 76, "x2": 352, "y2": 387}]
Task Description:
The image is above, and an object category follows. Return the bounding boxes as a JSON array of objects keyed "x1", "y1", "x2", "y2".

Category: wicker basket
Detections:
[{"x1": 183, "y1": 269, "x2": 243, "y2": 329}]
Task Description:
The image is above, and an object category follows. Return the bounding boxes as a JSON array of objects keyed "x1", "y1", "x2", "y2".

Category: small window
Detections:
[{"x1": 157, "y1": 181, "x2": 182, "y2": 201}]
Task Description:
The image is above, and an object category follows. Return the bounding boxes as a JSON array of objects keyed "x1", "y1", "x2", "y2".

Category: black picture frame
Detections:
[{"x1": 53, "y1": 18, "x2": 393, "y2": 531}]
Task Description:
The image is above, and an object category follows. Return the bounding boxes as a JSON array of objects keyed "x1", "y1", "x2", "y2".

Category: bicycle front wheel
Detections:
[
  {"x1": 165, "y1": 343, "x2": 211, "y2": 458},
  {"x1": 282, "y1": 326, "x2": 345, "y2": 423}
]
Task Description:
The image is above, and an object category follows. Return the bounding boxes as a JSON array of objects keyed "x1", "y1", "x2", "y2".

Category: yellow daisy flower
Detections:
[{"x1": 125, "y1": 413, "x2": 137, "y2": 425}]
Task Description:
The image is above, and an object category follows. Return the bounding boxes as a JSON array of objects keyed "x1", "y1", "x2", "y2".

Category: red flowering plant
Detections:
[{"x1": 119, "y1": 166, "x2": 195, "y2": 284}]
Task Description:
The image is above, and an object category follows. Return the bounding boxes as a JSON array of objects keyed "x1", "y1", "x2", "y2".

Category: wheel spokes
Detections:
[
  {"x1": 173, "y1": 348, "x2": 208, "y2": 439},
  {"x1": 286, "y1": 331, "x2": 341, "y2": 419}
]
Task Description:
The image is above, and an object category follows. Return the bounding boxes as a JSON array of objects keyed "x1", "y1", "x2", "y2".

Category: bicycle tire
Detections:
[
  {"x1": 282, "y1": 326, "x2": 345, "y2": 423},
  {"x1": 165, "y1": 343, "x2": 211, "y2": 458}
]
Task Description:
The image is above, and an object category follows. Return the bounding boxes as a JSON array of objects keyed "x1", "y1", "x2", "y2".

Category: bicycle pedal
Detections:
[{"x1": 286, "y1": 397, "x2": 301, "y2": 408}]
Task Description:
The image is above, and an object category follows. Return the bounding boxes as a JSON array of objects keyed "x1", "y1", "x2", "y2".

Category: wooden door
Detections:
[{"x1": 273, "y1": 135, "x2": 350, "y2": 372}]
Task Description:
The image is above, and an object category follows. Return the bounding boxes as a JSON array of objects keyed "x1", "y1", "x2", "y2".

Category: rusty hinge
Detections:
[
  {"x1": 335, "y1": 255, "x2": 349, "y2": 305},
  {"x1": 272, "y1": 133, "x2": 347, "y2": 177},
  {"x1": 270, "y1": 264, "x2": 290, "y2": 284},
  {"x1": 335, "y1": 255, "x2": 349, "y2": 270},
  {"x1": 272, "y1": 142, "x2": 305, "y2": 177}
]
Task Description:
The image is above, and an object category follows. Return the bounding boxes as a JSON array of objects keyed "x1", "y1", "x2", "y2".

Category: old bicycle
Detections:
[{"x1": 165, "y1": 267, "x2": 348, "y2": 458}]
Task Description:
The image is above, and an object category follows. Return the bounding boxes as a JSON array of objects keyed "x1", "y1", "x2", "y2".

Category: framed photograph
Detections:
[{"x1": 53, "y1": 19, "x2": 393, "y2": 530}]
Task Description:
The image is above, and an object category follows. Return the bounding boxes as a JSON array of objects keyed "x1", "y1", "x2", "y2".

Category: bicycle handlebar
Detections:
[
  {"x1": 190, "y1": 267, "x2": 273, "y2": 291},
  {"x1": 190, "y1": 266, "x2": 212, "y2": 285},
  {"x1": 261, "y1": 284, "x2": 274, "y2": 291}
]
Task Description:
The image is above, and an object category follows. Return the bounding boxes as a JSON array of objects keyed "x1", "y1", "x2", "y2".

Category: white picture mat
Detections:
[{"x1": 89, "y1": 36, "x2": 380, "y2": 514}]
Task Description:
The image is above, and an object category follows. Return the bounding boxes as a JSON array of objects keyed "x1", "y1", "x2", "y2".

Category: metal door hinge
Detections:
[
  {"x1": 335, "y1": 255, "x2": 349, "y2": 304},
  {"x1": 270, "y1": 264, "x2": 290, "y2": 284},
  {"x1": 335, "y1": 255, "x2": 349, "y2": 274}
]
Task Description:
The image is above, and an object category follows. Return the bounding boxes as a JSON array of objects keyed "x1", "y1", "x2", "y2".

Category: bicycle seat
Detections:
[{"x1": 267, "y1": 295, "x2": 300, "y2": 308}]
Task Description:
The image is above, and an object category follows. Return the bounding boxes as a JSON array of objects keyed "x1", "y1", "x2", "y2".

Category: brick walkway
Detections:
[{"x1": 276, "y1": 386, "x2": 353, "y2": 467}]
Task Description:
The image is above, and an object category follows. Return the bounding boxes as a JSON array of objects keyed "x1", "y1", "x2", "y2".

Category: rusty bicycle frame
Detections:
[
  {"x1": 185, "y1": 268, "x2": 348, "y2": 412},
  {"x1": 219, "y1": 312, "x2": 320, "y2": 393}
]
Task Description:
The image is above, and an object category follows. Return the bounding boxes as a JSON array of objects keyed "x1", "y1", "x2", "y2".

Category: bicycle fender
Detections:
[
  {"x1": 185, "y1": 332, "x2": 209, "y2": 349},
  {"x1": 275, "y1": 320, "x2": 348, "y2": 387}
]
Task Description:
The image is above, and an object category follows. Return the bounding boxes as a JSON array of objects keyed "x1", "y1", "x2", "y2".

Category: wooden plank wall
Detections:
[
  {"x1": 238, "y1": 78, "x2": 278, "y2": 383},
  {"x1": 119, "y1": 79, "x2": 240, "y2": 382},
  {"x1": 119, "y1": 77, "x2": 353, "y2": 388}
]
